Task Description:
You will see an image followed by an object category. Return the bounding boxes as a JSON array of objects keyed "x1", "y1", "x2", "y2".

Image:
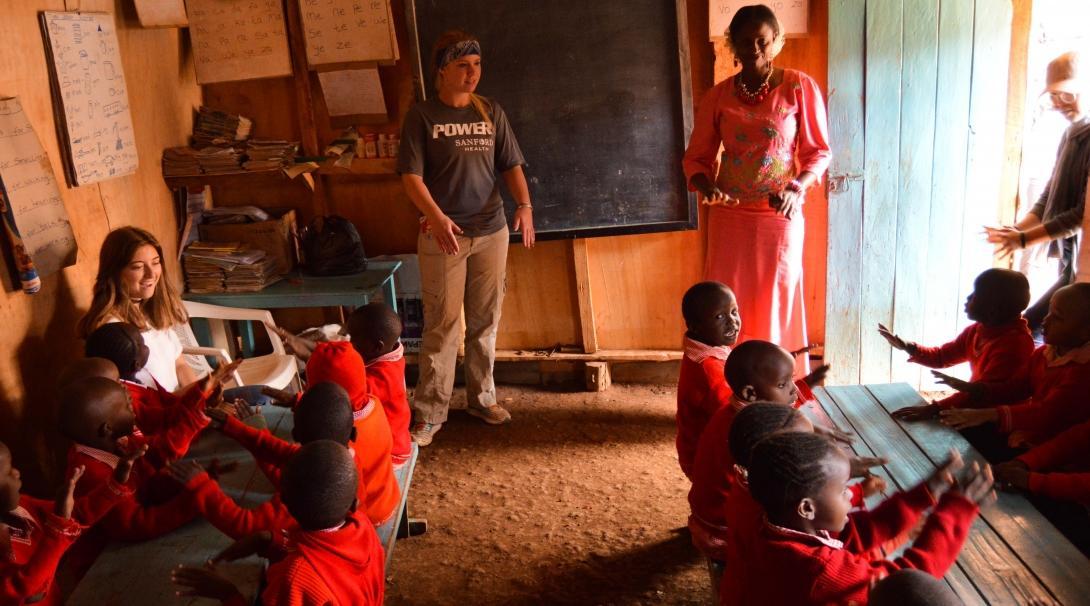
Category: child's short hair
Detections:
[
  {"x1": 681, "y1": 281, "x2": 731, "y2": 327},
  {"x1": 294, "y1": 382, "x2": 354, "y2": 444},
  {"x1": 724, "y1": 340, "x2": 788, "y2": 393},
  {"x1": 58, "y1": 358, "x2": 119, "y2": 392},
  {"x1": 346, "y1": 303, "x2": 402, "y2": 348},
  {"x1": 974, "y1": 268, "x2": 1031, "y2": 321},
  {"x1": 281, "y1": 440, "x2": 358, "y2": 530},
  {"x1": 58, "y1": 377, "x2": 128, "y2": 441},
  {"x1": 85, "y1": 323, "x2": 144, "y2": 375},
  {"x1": 748, "y1": 432, "x2": 838, "y2": 515},
  {"x1": 1063, "y1": 282, "x2": 1090, "y2": 323},
  {"x1": 869, "y1": 569, "x2": 962, "y2": 606},
  {"x1": 728, "y1": 402, "x2": 803, "y2": 468}
]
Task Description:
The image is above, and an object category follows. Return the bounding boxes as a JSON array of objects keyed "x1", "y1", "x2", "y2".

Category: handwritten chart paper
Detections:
[
  {"x1": 301, "y1": 0, "x2": 397, "y2": 66},
  {"x1": 134, "y1": 0, "x2": 188, "y2": 28},
  {"x1": 318, "y1": 68, "x2": 388, "y2": 117},
  {"x1": 40, "y1": 12, "x2": 139, "y2": 188},
  {"x1": 186, "y1": 0, "x2": 293, "y2": 84},
  {"x1": 709, "y1": 0, "x2": 808, "y2": 40},
  {"x1": 0, "y1": 97, "x2": 77, "y2": 286}
]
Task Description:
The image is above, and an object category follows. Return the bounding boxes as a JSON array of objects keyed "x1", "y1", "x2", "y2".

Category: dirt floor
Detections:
[{"x1": 383, "y1": 384, "x2": 711, "y2": 606}]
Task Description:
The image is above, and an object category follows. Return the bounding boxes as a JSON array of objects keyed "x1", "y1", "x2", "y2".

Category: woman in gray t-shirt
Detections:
[{"x1": 397, "y1": 30, "x2": 535, "y2": 446}]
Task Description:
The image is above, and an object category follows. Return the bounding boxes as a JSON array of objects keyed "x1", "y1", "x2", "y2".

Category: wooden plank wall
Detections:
[
  {"x1": 204, "y1": 0, "x2": 831, "y2": 354},
  {"x1": 826, "y1": 0, "x2": 1016, "y2": 385},
  {"x1": 0, "y1": 0, "x2": 201, "y2": 491}
]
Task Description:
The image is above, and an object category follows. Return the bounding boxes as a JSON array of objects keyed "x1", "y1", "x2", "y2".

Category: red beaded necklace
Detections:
[{"x1": 735, "y1": 65, "x2": 774, "y2": 105}]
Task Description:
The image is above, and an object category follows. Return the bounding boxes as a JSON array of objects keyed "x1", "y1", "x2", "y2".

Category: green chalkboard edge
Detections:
[{"x1": 403, "y1": 0, "x2": 699, "y2": 242}]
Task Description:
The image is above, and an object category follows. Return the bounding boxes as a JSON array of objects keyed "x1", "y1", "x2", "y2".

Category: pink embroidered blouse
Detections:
[{"x1": 683, "y1": 69, "x2": 831, "y2": 202}]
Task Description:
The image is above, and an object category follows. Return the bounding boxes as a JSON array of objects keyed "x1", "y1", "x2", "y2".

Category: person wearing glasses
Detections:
[{"x1": 986, "y1": 52, "x2": 1089, "y2": 337}]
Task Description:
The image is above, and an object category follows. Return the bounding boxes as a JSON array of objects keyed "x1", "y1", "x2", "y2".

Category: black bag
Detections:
[{"x1": 300, "y1": 215, "x2": 367, "y2": 276}]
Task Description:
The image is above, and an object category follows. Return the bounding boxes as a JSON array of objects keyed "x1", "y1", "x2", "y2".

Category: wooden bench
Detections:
[
  {"x1": 811, "y1": 384, "x2": 1090, "y2": 606},
  {"x1": 67, "y1": 404, "x2": 424, "y2": 604}
]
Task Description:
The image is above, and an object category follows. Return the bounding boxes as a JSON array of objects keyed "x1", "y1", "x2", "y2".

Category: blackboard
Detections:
[{"x1": 406, "y1": 0, "x2": 696, "y2": 240}]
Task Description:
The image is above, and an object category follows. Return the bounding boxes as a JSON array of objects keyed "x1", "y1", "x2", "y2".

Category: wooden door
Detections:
[{"x1": 825, "y1": 0, "x2": 1013, "y2": 386}]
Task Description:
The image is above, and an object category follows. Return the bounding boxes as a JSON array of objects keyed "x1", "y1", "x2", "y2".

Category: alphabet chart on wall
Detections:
[
  {"x1": 39, "y1": 11, "x2": 139, "y2": 188},
  {"x1": 186, "y1": 0, "x2": 294, "y2": 84},
  {"x1": 0, "y1": 97, "x2": 77, "y2": 288},
  {"x1": 300, "y1": 0, "x2": 398, "y2": 67}
]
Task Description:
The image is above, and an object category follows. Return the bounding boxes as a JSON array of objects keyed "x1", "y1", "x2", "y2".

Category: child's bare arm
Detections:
[{"x1": 877, "y1": 323, "x2": 917, "y2": 354}]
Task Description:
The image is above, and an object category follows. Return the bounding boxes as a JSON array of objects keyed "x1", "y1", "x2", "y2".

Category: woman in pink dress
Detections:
[{"x1": 683, "y1": 4, "x2": 831, "y2": 376}]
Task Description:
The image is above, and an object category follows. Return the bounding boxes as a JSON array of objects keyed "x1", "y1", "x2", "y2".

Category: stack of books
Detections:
[
  {"x1": 162, "y1": 147, "x2": 201, "y2": 177},
  {"x1": 195, "y1": 146, "x2": 243, "y2": 174},
  {"x1": 193, "y1": 106, "x2": 253, "y2": 147},
  {"x1": 183, "y1": 241, "x2": 282, "y2": 293},
  {"x1": 243, "y1": 140, "x2": 298, "y2": 171}
]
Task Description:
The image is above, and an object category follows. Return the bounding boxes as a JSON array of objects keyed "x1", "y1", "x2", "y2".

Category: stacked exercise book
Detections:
[
  {"x1": 243, "y1": 140, "x2": 298, "y2": 171},
  {"x1": 182, "y1": 241, "x2": 282, "y2": 293},
  {"x1": 193, "y1": 106, "x2": 252, "y2": 148}
]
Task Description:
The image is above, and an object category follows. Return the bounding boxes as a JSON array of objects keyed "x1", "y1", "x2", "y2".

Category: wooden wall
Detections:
[
  {"x1": 0, "y1": 0, "x2": 201, "y2": 491},
  {"x1": 205, "y1": 0, "x2": 831, "y2": 353}
]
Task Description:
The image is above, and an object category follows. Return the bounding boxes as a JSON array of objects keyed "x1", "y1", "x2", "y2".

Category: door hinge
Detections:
[{"x1": 827, "y1": 173, "x2": 864, "y2": 194}]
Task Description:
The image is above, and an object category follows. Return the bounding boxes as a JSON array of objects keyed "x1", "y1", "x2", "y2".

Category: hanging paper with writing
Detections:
[
  {"x1": 185, "y1": 0, "x2": 293, "y2": 84},
  {"x1": 300, "y1": 0, "x2": 398, "y2": 66},
  {"x1": 0, "y1": 97, "x2": 77, "y2": 293},
  {"x1": 134, "y1": 0, "x2": 188, "y2": 28},
  {"x1": 39, "y1": 11, "x2": 139, "y2": 188},
  {"x1": 708, "y1": 0, "x2": 808, "y2": 40}
]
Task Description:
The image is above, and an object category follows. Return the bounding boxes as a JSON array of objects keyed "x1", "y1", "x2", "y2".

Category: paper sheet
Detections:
[
  {"x1": 300, "y1": 0, "x2": 397, "y2": 66},
  {"x1": 134, "y1": 0, "x2": 188, "y2": 27},
  {"x1": 318, "y1": 68, "x2": 388, "y2": 118},
  {"x1": 186, "y1": 0, "x2": 294, "y2": 84},
  {"x1": 709, "y1": 0, "x2": 809, "y2": 39},
  {"x1": 0, "y1": 97, "x2": 77, "y2": 288}
]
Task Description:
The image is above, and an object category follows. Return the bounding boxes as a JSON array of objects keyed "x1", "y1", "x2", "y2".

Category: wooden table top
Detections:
[
  {"x1": 182, "y1": 261, "x2": 400, "y2": 309},
  {"x1": 812, "y1": 384, "x2": 1090, "y2": 606}
]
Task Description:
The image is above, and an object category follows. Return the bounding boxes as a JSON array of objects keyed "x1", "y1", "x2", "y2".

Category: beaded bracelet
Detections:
[
  {"x1": 1019, "y1": 231, "x2": 1026, "y2": 249},
  {"x1": 785, "y1": 179, "x2": 805, "y2": 194}
]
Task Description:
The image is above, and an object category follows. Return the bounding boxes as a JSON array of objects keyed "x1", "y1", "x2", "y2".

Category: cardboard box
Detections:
[{"x1": 198, "y1": 208, "x2": 296, "y2": 275}]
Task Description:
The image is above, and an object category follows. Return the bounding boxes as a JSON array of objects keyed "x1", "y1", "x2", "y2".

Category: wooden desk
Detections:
[
  {"x1": 812, "y1": 384, "x2": 1090, "y2": 606},
  {"x1": 67, "y1": 408, "x2": 294, "y2": 606}
]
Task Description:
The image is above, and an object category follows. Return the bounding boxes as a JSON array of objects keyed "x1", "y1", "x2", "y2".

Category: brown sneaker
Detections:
[
  {"x1": 410, "y1": 422, "x2": 442, "y2": 446},
  {"x1": 466, "y1": 404, "x2": 511, "y2": 425}
]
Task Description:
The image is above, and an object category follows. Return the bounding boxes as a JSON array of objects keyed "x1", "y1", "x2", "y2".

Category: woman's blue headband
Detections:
[{"x1": 437, "y1": 40, "x2": 482, "y2": 69}]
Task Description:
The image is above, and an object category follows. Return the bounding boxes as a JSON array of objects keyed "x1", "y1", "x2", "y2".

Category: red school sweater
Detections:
[
  {"x1": 366, "y1": 344, "x2": 412, "y2": 467},
  {"x1": 67, "y1": 445, "x2": 196, "y2": 541},
  {"x1": 185, "y1": 471, "x2": 294, "y2": 542},
  {"x1": 120, "y1": 381, "x2": 211, "y2": 467},
  {"x1": 676, "y1": 337, "x2": 733, "y2": 479},
  {"x1": 223, "y1": 513, "x2": 385, "y2": 606},
  {"x1": 907, "y1": 319, "x2": 1034, "y2": 409},
  {"x1": 987, "y1": 343, "x2": 1090, "y2": 443},
  {"x1": 223, "y1": 412, "x2": 399, "y2": 525},
  {"x1": 1017, "y1": 418, "x2": 1090, "y2": 505},
  {"x1": 0, "y1": 488, "x2": 128, "y2": 604},
  {"x1": 720, "y1": 485, "x2": 978, "y2": 606}
]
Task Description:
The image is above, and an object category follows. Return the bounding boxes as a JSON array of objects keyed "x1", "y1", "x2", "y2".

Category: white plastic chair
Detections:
[{"x1": 178, "y1": 300, "x2": 301, "y2": 391}]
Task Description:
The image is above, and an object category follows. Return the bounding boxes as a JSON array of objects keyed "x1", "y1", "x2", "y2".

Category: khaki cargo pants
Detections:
[{"x1": 412, "y1": 225, "x2": 508, "y2": 424}]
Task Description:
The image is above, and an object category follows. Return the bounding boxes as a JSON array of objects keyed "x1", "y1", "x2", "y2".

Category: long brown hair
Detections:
[
  {"x1": 431, "y1": 30, "x2": 492, "y2": 129},
  {"x1": 78, "y1": 226, "x2": 188, "y2": 337}
]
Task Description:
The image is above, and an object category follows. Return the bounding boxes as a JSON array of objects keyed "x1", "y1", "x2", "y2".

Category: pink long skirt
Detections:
[{"x1": 704, "y1": 205, "x2": 810, "y2": 377}]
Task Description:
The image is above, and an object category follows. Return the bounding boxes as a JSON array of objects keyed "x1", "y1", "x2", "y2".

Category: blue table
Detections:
[{"x1": 183, "y1": 261, "x2": 401, "y2": 356}]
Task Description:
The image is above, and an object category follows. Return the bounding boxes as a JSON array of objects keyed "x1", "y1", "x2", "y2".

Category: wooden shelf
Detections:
[
  {"x1": 163, "y1": 158, "x2": 396, "y2": 189},
  {"x1": 404, "y1": 349, "x2": 684, "y2": 365},
  {"x1": 317, "y1": 157, "x2": 398, "y2": 176}
]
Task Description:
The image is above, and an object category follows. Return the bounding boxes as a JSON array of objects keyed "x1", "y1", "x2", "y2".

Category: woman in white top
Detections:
[{"x1": 79, "y1": 226, "x2": 195, "y2": 391}]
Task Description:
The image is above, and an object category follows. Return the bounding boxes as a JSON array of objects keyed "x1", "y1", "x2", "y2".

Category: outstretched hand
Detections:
[
  {"x1": 210, "y1": 531, "x2": 273, "y2": 565},
  {"x1": 983, "y1": 225, "x2": 1022, "y2": 260},
  {"x1": 171, "y1": 565, "x2": 241, "y2": 601},
  {"x1": 265, "y1": 323, "x2": 317, "y2": 360},
  {"x1": 994, "y1": 460, "x2": 1030, "y2": 491},
  {"x1": 931, "y1": 371, "x2": 987, "y2": 401},
  {"x1": 802, "y1": 364, "x2": 830, "y2": 388},
  {"x1": 926, "y1": 449, "x2": 964, "y2": 500},
  {"x1": 814, "y1": 423, "x2": 853, "y2": 445},
  {"x1": 166, "y1": 459, "x2": 205, "y2": 485},
  {"x1": 891, "y1": 403, "x2": 941, "y2": 422},
  {"x1": 849, "y1": 455, "x2": 888, "y2": 479},
  {"x1": 951, "y1": 461, "x2": 996, "y2": 505},
  {"x1": 939, "y1": 407, "x2": 998, "y2": 430},
  {"x1": 54, "y1": 465, "x2": 84, "y2": 519},
  {"x1": 877, "y1": 323, "x2": 912, "y2": 352},
  {"x1": 203, "y1": 359, "x2": 244, "y2": 393},
  {"x1": 261, "y1": 385, "x2": 296, "y2": 408}
]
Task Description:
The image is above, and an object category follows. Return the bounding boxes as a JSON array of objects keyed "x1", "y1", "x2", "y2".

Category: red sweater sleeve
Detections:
[
  {"x1": 1027, "y1": 472, "x2": 1090, "y2": 504},
  {"x1": 0, "y1": 512, "x2": 82, "y2": 602},
  {"x1": 262, "y1": 556, "x2": 337, "y2": 606},
  {"x1": 811, "y1": 493, "x2": 978, "y2": 603},
  {"x1": 98, "y1": 490, "x2": 197, "y2": 542},
  {"x1": 143, "y1": 387, "x2": 212, "y2": 467},
  {"x1": 187, "y1": 473, "x2": 292, "y2": 540},
  {"x1": 1018, "y1": 419, "x2": 1090, "y2": 470},
  {"x1": 681, "y1": 84, "x2": 726, "y2": 190},
  {"x1": 223, "y1": 416, "x2": 300, "y2": 467},
  {"x1": 997, "y1": 369, "x2": 1090, "y2": 437},
  {"x1": 793, "y1": 72, "x2": 832, "y2": 178},
  {"x1": 840, "y1": 484, "x2": 935, "y2": 553},
  {"x1": 907, "y1": 327, "x2": 971, "y2": 369}
]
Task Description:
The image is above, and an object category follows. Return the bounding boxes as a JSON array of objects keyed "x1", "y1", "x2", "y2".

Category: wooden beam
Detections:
[
  {"x1": 571, "y1": 238, "x2": 599, "y2": 354},
  {"x1": 997, "y1": 0, "x2": 1033, "y2": 238},
  {"x1": 284, "y1": 0, "x2": 330, "y2": 216}
]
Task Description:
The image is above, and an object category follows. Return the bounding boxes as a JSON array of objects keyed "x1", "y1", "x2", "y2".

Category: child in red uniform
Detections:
[
  {"x1": 171, "y1": 383, "x2": 357, "y2": 541},
  {"x1": 84, "y1": 322, "x2": 237, "y2": 462},
  {"x1": 172, "y1": 440, "x2": 385, "y2": 605},
  {"x1": 58, "y1": 377, "x2": 198, "y2": 538},
  {"x1": 940, "y1": 283, "x2": 1090, "y2": 448},
  {"x1": 723, "y1": 433, "x2": 992, "y2": 606},
  {"x1": 347, "y1": 302, "x2": 413, "y2": 469},
  {"x1": 688, "y1": 342, "x2": 849, "y2": 597},
  {"x1": 995, "y1": 417, "x2": 1090, "y2": 555},
  {"x1": 0, "y1": 441, "x2": 138, "y2": 604},
  {"x1": 881, "y1": 268, "x2": 1034, "y2": 419},
  {"x1": 306, "y1": 342, "x2": 400, "y2": 525},
  {"x1": 675, "y1": 281, "x2": 740, "y2": 479}
]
